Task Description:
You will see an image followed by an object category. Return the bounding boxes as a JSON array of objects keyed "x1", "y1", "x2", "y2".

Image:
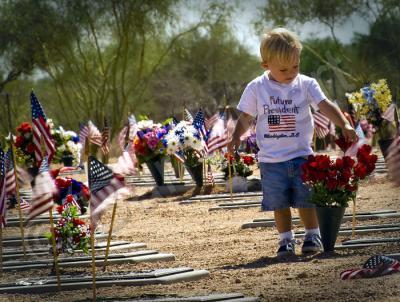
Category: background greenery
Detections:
[{"x1": 1, "y1": 0, "x2": 399, "y2": 140}]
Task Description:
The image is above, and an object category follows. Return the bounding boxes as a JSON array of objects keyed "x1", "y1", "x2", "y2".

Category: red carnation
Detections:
[
  {"x1": 242, "y1": 155, "x2": 254, "y2": 165},
  {"x1": 56, "y1": 205, "x2": 64, "y2": 215}
]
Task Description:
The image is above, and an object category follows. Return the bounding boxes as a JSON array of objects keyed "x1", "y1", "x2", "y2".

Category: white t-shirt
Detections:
[{"x1": 237, "y1": 72, "x2": 327, "y2": 163}]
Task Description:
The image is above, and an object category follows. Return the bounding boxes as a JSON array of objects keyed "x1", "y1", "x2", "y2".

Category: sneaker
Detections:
[
  {"x1": 277, "y1": 238, "x2": 296, "y2": 257},
  {"x1": 302, "y1": 234, "x2": 323, "y2": 253}
]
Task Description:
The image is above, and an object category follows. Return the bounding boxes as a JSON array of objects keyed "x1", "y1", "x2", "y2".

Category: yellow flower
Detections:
[{"x1": 370, "y1": 79, "x2": 392, "y2": 113}]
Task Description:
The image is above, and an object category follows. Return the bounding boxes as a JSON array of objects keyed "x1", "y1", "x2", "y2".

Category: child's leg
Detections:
[
  {"x1": 298, "y1": 208, "x2": 318, "y2": 230},
  {"x1": 274, "y1": 208, "x2": 292, "y2": 233},
  {"x1": 298, "y1": 207, "x2": 322, "y2": 252}
]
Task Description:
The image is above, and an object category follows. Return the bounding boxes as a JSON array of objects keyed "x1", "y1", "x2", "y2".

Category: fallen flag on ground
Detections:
[{"x1": 341, "y1": 255, "x2": 400, "y2": 280}]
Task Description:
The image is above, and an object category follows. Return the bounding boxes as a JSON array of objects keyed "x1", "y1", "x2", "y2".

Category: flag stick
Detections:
[
  {"x1": 90, "y1": 221, "x2": 97, "y2": 301},
  {"x1": 352, "y1": 198, "x2": 356, "y2": 238},
  {"x1": 102, "y1": 198, "x2": 118, "y2": 271},
  {"x1": 228, "y1": 159, "x2": 233, "y2": 201},
  {"x1": 10, "y1": 143, "x2": 27, "y2": 257},
  {"x1": 49, "y1": 209, "x2": 61, "y2": 289},
  {"x1": 0, "y1": 226, "x2": 3, "y2": 277},
  {"x1": 86, "y1": 146, "x2": 97, "y2": 301},
  {"x1": 203, "y1": 160, "x2": 206, "y2": 185}
]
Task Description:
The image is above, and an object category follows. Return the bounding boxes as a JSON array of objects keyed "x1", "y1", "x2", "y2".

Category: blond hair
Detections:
[{"x1": 260, "y1": 28, "x2": 302, "y2": 64}]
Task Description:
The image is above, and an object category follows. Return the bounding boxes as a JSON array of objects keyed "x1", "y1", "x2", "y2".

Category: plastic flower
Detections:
[{"x1": 301, "y1": 144, "x2": 377, "y2": 207}]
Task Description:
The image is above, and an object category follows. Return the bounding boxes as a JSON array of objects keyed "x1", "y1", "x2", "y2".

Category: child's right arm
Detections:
[{"x1": 227, "y1": 112, "x2": 254, "y2": 154}]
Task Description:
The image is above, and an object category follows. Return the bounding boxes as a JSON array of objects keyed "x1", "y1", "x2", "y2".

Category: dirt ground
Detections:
[{"x1": 1, "y1": 159, "x2": 400, "y2": 302}]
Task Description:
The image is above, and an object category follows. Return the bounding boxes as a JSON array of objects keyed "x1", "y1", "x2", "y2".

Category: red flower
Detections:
[
  {"x1": 15, "y1": 136, "x2": 24, "y2": 148},
  {"x1": 16, "y1": 122, "x2": 32, "y2": 134},
  {"x1": 242, "y1": 155, "x2": 254, "y2": 165},
  {"x1": 26, "y1": 143, "x2": 35, "y2": 154},
  {"x1": 72, "y1": 218, "x2": 85, "y2": 225},
  {"x1": 354, "y1": 163, "x2": 368, "y2": 179},
  {"x1": 56, "y1": 205, "x2": 64, "y2": 215},
  {"x1": 335, "y1": 137, "x2": 352, "y2": 153},
  {"x1": 66, "y1": 194, "x2": 74, "y2": 203}
]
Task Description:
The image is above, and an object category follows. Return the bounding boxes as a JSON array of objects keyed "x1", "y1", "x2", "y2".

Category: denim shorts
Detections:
[{"x1": 259, "y1": 157, "x2": 314, "y2": 211}]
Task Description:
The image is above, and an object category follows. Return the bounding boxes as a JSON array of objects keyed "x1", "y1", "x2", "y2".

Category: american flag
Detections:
[
  {"x1": 341, "y1": 255, "x2": 400, "y2": 280},
  {"x1": 28, "y1": 157, "x2": 56, "y2": 221},
  {"x1": 206, "y1": 163, "x2": 215, "y2": 186},
  {"x1": 193, "y1": 109, "x2": 209, "y2": 153},
  {"x1": 207, "y1": 112, "x2": 229, "y2": 154},
  {"x1": 382, "y1": 104, "x2": 396, "y2": 122},
  {"x1": 344, "y1": 123, "x2": 367, "y2": 157},
  {"x1": 79, "y1": 122, "x2": 89, "y2": 147},
  {"x1": 4, "y1": 148, "x2": 30, "y2": 196},
  {"x1": 62, "y1": 194, "x2": 81, "y2": 214},
  {"x1": 173, "y1": 151, "x2": 185, "y2": 163},
  {"x1": 268, "y1": 114, "x2": 296, "y2": 132},
  {"x1": 88, "y1": 156, "x2": 127, "y2": 226},
  {"x1": 387, "y1": 136, "x2": 400, "y2": 186},
  {"x1": 101, "y1": 118, "x2": 110, "y2": 155},
  {"x1": 0, "y1": 147, "x2": 7, "y2": 227},
  {"x1": 205, "y1": 112, "x2": 219, "y2": 130},
  {"x1": 5, "y1": 148, "x2": 16, "y2": 196},
  {"x1": 313, "y1": 111, "x2": 330, "y2": 138},
  {"x1": 31, "y1": 92, "x2": 56, "y2": 165},
  {"x1": 19, "y1": 197, "x2": 30, "y2": 211},
  {"x1": 87, "y1": 120, "x2": 103, "y2": 146},
  {"x1": 184, "y1": 108, "x2": 194, "y2": 123}
]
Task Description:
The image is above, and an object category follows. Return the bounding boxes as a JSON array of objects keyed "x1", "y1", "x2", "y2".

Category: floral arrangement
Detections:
[
  {"x1": 13, "y1": 122, "x2": 36, "y2": 168},
  {"x1": 164, "y1": 121, "x2": 205, "y2": 168},
  {"x1": 54, "y1": 177, "x2": 90, "y2": 213},
  {"x1": 301, "y1": 144, "x2": 377, "y2": 207},
  {"x1": 346, "y1": 79, "x2": 396, "y2": 139},
  {"x1": 133, "y1": 119, "x2": 171, "y2": 164},
  {"x1": 219, "y1": 152, "x2": 255, "y2": 179},
  {"x1": 52, "y1": 127, "x2": 82, "y2": 165},
  {"x1": 45, "y1": 200, "x2": 91, "y2": 255}
]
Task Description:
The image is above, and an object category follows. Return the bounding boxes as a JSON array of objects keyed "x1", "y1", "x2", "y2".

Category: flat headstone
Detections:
[
  {"x1": 3, "y1": 250, "x2": 175, "y2": 271},
  {"x1": 341, "y1": 237, "x2": 400, "y2": 245},
  {"x1": 294, "y1": 226, "x2": 400, "y2": 238},
  {"x1": 242, "y1": 210, "x2": 399, "y2": 229},
  {"x1": 109, "y1": 293, "x2": 259, "y2": 302},
  {"x1": 3, "y1": 233, "x2": 109, "y2": 247},
  {"x1": 209, "y1": 202, "x2": 261, "y2": 211},
  {"x1": 0, "y1": 267, "x2": 210, "y2": 294},
  {"x1": 3, "y1": 241, "x2": 147, "y2": 261}
]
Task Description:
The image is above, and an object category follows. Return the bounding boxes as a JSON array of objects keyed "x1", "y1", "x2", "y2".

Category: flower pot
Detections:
[
  {"x1": 316, "y1": 206, "x2": 346, "y2": 252},
  {"x1": 226, "y1": 176, "x2": 248, "y2": 193},
  {"x1": 145, "y1": 157, "x2": 165, "y2": 186},
  {"x1": 62, "y1": 154, "x2": 74, "y2": 167},
  {"x1": 170, "y1": 156, "x2": 181, "y2": 178},
  {"x1": 378, "y1": 138, "x2": 395, "y2": 159},
  {"x1": 185, "y1": 163, "x2": 203, "y2": 187}
]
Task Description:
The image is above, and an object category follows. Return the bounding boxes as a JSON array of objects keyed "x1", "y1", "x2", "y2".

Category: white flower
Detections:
[
  {"x1": 137, "y1": 120, "x2": 154, "y2": 130},
  {"x1": 58, "y1": 145, "x2": 66, "y2": 152}
]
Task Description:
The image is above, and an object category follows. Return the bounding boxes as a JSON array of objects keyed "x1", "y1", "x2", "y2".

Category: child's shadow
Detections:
[{"x1": 220, "y1": 251, "x2": 347, "y2": 270}]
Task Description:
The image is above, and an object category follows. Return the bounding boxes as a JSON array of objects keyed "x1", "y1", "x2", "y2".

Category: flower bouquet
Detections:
[
  {"x1": 347, "y1": 79, "x2": 397, "y2": 157},
  {"x1": 220, "y1": 152, "x2": 255, "y2": 192},
  {"x1": 54, "y1": 177, "x2": 90, "y2": 214},
  {"x1": 301, "y1": 144, "x2": 377, "y2": 207},
  {"x1": 45, "y1": 200, "x2": 91, "y2": 255},
  {"x1": 133, "y1": 119, "x2": 171, "y2": 185},
  {"x1": 301, "y1": 144, "x2": 377, "y2": 251},
  {"x1": 164, "y1": 121, "x2": 206, "y2": 186},
  {"x1": 13, "y1": 122, "x2": 36, "y2": 169},
  {"x1": 52, "y1": 127, "x2": 82, "y2": 166}
]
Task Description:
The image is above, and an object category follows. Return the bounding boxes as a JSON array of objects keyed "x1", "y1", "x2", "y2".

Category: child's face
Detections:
[{"x1": 262, "y1": 52, "x2": 300, "y2": 84}]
